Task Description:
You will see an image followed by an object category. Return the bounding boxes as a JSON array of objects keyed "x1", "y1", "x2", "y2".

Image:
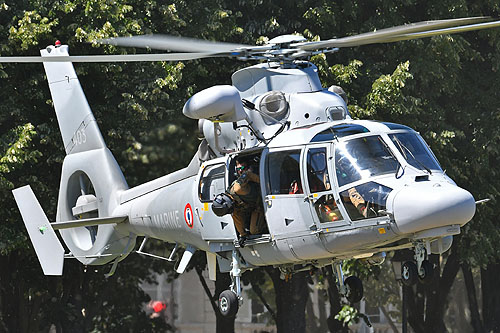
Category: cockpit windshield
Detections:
[
  {"x1": 389, "y1": 132, "x2": 442, "y2": 172},
  {"x1": 335, "y1": 136, "x2": 399, "y2": 187}
]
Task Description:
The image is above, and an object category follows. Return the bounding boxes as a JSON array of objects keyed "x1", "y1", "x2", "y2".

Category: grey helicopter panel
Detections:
[
  {"x1": 260, "y1": 146, "x2": 340, "y2": 261},
  {"x1": 231, "y1": 63, "x2": 323, "y2": 98},
  {"x1": 195, "y1": 157, "x2": 238, "y2": 243}
]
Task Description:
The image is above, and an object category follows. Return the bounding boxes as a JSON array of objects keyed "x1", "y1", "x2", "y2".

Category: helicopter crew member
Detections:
[
  {"x1": 336, "y1": 156, "x2": 369, "y2": 218},
  {"x1": 229, "y1": 158, "x2": 265, "y2": 246}
]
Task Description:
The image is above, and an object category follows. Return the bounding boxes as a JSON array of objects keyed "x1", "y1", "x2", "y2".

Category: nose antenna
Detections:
[{"x1": 475, "y1": 198, "x2": 491, "y2": 205}]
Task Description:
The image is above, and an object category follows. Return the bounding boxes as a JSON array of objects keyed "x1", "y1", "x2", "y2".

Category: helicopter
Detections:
[{"x1": 4, "y1": 16, "x2": 498, "y2": 318}]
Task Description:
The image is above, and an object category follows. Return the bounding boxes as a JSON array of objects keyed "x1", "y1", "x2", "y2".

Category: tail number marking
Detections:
[{"x1": 73, "y1": 129, "x2": 87, "y2": 145}]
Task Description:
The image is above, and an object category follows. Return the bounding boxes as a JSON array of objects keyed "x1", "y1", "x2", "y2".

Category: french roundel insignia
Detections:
[{"x1": 184, "y1": 203, "x2": 194, "y2": 229}]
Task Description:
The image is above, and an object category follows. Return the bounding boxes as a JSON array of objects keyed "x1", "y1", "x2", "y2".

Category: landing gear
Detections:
[
  {"x1": 332, "y1": 261, "x2": 364, "y2": 303},
  {"x1": 345, "y1": 276, "x2": 364, "y2": 303},
  {"x1": 401, "y1": 261, "x2": 418, "y2": 286},
  {"x1": 418, "y1": 260, "x2": 434, "y2": 284},
  {"x1": 219, "y1": 250, "x2": 243, "y2": 317},
  {"x1": 218, "y1": 290, "x2": 239, "y2": 317},
  {"x1": 401, "y1": 242, "x2": 435, "y2": 286}
]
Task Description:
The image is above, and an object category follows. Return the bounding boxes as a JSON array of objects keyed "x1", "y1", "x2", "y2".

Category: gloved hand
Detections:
[{"x1": 238, "y1": 235, "x2": 247, "y2": 248}]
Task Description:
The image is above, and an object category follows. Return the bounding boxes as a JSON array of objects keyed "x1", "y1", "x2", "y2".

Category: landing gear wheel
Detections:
[
  {"x1": 218, "y1": 290, "x2": 239, "y2": 317},
  {"x1": 418, "y1": 260, "x2": 434, "y2": 284},
  {"x1": 401, "y1": 261, "x2": 418, "y2": 286},
  {"x1": 345, "y1": 276, "x2": 364, "y2": 303}
]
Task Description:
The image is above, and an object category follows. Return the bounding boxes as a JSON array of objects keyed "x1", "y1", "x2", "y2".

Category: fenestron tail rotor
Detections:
[{"x1": 74, "y1": 172, "x2": 99, "y2": 245}]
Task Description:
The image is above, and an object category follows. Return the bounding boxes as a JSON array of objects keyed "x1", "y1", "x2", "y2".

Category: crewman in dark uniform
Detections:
[{"x1": 229, "y1": 158, "x2": 265, "y2": 246}]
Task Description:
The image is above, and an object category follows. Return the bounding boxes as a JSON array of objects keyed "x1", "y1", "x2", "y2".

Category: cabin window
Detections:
[
  {"x1": 306, "y1": 147, "x2": 331, "y2": 193},
  {"x1": 199, "y1": 164, "x2": 226, "y2": 202},
  {"x1": 311, "y1": 123, "x2": 370, "y2": 142},
  {"x1": 339, "y1": 182, "x2": 392, "y2": 221},
  {"x1": 313, "y1": 193, "x2": 344, "y2": 223},
  {"x1": 266, "y1": 150, "x2": 302, "y2": 195}
]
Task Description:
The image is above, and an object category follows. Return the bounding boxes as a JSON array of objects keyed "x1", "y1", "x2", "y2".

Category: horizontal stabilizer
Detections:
[
  {"x1": 12, "y1": 185, "x2": 64, "y2": 275},
  {"x1": 51, "y1": 216, "x2": 127, "y2": 230}
]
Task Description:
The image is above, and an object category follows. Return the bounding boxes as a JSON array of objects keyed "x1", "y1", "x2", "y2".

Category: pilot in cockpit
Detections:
[
  {"x1": 336, "y1": 155, "x2": 369, "y2": 218},
  {"x1": 228, "y1": 157, "x2": 266, "y2": 246}
]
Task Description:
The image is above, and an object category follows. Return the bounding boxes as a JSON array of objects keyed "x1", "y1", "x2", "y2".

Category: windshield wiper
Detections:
[
  {"x1": 377, "y1": 137, "x2": 403, "y2": 178},
  {"x1": 393, "y1": 137, "x2": 432, "y2": 175}
]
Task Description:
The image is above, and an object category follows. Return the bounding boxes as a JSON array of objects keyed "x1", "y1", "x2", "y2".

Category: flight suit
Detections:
[{"x1": 228, "y1": 170, "x2": 266, "y2": 236}]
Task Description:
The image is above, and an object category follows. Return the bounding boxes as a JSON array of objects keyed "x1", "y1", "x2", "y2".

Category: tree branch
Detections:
[
  {"x1": 380, "y1": 305, "x2": 399, "y2": 333},
  {"x1": 251, "y1": 281, "x2": 276, "y2": 322},
  {"x1": 462, "y1": 264, "x2": 484, "y2": 333},
  {"x1": 195, "y1": 266, "x2": 218, "y2": 314}
]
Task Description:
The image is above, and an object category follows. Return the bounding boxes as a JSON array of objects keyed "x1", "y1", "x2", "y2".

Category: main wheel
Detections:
[
  {"x1": 418, "y1": 260, "x2": 434, "y2": 284},
  {"x1": 345, "y1": 276, "x2": 364, "y2": 303},
  {"x1": 401, "y1": 261, "x2": 418, "y2": 286},
  {"x1": 218, "y1": 290, "x2": 239, "y2": 317}
]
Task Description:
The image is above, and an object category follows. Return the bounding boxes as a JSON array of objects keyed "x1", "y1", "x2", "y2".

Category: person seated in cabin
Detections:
[
  {"x1": 228, "y1": 158, "x2": 266, "y2": 247},
  {"x1": 336, "y1": 155, "x2": 369, "y2": 219},
  {"x1": 289, "y1": 179, "x2": 303, "y2": 194},
  {"x1": 346, "y1": 186, "x2": 368, "y2": 218},
  {"x1": 315, "y1": 194, "x2": 343, "y2": 222}
]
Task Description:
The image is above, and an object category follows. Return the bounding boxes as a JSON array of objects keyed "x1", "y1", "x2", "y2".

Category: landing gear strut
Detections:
[
  {"x1": 218, "y1": 250, "x2": 243, "y2": 317},
  {"x1": 401, "y1": 242, "x2": 434, "y2": 286},
  {"x1": 332, "y1": 261, "x2": 364, "y2": 303}
]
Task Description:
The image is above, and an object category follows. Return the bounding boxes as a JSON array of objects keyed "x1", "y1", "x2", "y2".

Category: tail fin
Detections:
[
  {"x1": 12, "y1": 185, "x2": 64, "y2": 275},
  {"x1": 37, "y1": 45, "x2": 134, "y2": 266},
  {"x1": 41, "y1": 45, "x2": 105, "y2": 155}
]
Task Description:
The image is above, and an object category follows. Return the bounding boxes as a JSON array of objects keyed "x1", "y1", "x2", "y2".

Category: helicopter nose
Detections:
[{"x1": 391, "y1": 182, "x2": 475, "y2": 235}]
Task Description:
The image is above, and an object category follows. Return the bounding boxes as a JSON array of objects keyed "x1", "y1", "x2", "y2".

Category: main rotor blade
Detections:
[
  {"x1": 373, "y1": 20, "x2": 500, "y2": 44},
  {"x1": 101, "y1": 34, "x2": 252, "y2": 53},
  {"x1": 297, "y1": 16, "x2": 491, "y2": 50},
  {"x1": 0, "y1": 52, "x2": 220, "y2": 63}
]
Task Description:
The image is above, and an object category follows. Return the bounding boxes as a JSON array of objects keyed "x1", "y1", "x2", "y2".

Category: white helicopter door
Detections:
[
  {"x1": 261, "y1": 147, "x2": 332, "y2": 261},
  {"x1": 195, "y1": 158, "x2": 237, "y2": 242},
  {"x1": 303, "y1": 144, "x2": 349, "y2": 229},
  {"x1": 261, "y1": 147, "x2": 314, "y2": 236}
]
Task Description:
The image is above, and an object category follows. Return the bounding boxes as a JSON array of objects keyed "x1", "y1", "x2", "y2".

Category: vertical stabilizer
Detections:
[
  {"x1": 12, "y1": 185, "x2": 64, "y2": 275},
  {"x1": 41, "y1": 45, "x2": 105, "y2": 155}
]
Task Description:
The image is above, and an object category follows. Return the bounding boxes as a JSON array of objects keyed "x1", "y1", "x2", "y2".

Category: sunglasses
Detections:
[{"x1": 236, "y1": 166, "x2": 246, "y2": 171}]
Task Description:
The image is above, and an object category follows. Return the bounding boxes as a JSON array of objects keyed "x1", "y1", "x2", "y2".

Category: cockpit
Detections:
[{"x1": 262, "y1": 121, "x2": 444, "y2": 231}]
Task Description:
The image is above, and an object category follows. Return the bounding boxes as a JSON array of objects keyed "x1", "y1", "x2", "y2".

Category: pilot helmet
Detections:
[{"x1": 212, "y1": 193, "x2": 235, "y2": 217}]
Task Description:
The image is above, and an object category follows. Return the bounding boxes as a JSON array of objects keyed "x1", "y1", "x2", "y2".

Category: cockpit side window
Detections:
[
  {"x1": 314, "y1": 193, "x2": 344, "y2": 223},
  {"x1": 335, "y1": 136, "x2": 399, "y2": 187},
  {"x1": 306, "y1": 147, "x2": 331, "y2": 193},
  {"x1": 266, "y1": 150, "x2": 302, "y2": 195},
  {"x1": 389, "y1": 132, "x2": 442, "y2": 171},
  {"x1": 199, "y1": 164, "x2": 226, "y2": 202},
  {"x1": 340, "y1": 182, "x2": 392, "y2": 221}
]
